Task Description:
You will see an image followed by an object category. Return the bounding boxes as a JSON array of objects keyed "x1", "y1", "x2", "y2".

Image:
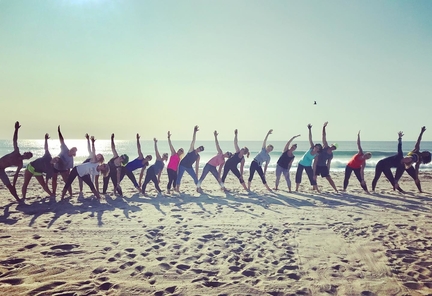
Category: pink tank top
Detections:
[
  {"x1": 208, "y1": 153, "x2": 225, "y2": 167},
  {"x1": 167, "y1": 154, "x2": 181, "y2": 171}
]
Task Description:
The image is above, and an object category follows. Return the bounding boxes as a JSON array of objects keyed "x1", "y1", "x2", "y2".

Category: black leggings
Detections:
[
  {"x1": 343, "y1": 166, "x2": 368, "y2": 191},
  {"x1": 63, "y1": 167, "x2": 96, "y2": 194},
  {"x1": 395, "y1": 165, "x2": 421, "y2": 192},
  {"x1": 167, "y1": 168, "x2": 177, "y2": 190},
  {"x1": 295, "y1": 164, "x2": 316, "y2": 185},
  {"x1": 248, "y1": 161, "x2": 267, "y2": 184},
  {"x1": 120, "y1": 167, "x2": 139, "y2": 188},
  {"x1": 221, "y1": 163, "x2": 244, "y2": 184},
  {"x1": 372, "y1": 161, "x2": 397, "y2": 191},
  {"x1": 142, "y1": 167, "x2": 162, "y2": 194},
  {"x1": 103, "y1": 164, "x2": 122, "y2": 195}
]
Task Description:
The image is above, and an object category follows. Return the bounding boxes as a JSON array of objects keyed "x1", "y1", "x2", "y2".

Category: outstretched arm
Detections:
[
  {"x1": 195, "y1": 155, "x2": 200, "y2": 177},
  {"x1": 414, "y1": 126, "x2": 426, "y2": 152},
  {"x1": 13, "y1": 163, "x2": 22, "y2": 187},
  {"x1": 262, "y1": 129, "x2": 273, "y2": 149},
  {"x1": 44, "y1": 133, "x2": 49, "y2": 153},
  {"x1": 240, "y1": 158, "x2": 245, "y2": 175},
  {"x1": 283, "y1": 134, "x2": 300, "y2": 152},
  {"x1": 167, "y1": 131, "x2": 176, "y2": 155},
  {"x1": 111, "y1": 133, "x2": 119, "y2": 157},
  {"x1": 307, "y1": 124, "x2": 314, "y2": 148},
  {"x1": 214, "y1": 131, "x2": 222, "y2": 154},
  {"x1": 58, "y1": 125, "x2": 65, "y2": 146},
  {"x1": 234, "y1": 129, "x2": 240, "y2": 153},
  {"x1": 189, "y1": 125, "x2": 199, "y2": 153},
  {"x1": 13, "y1": 121, "x2": 20, "y2": 151},
  {"x1": 357, "y1": 131, "x2": 363, "y2": 154},
  {"x1": 327, "y1": 158, "x2": 332, "y2": 171},
  {"x1": 218, "y1": 159, "x2": 225, "y2": 177},
  {"x1": 263, "y1": 162, "x2": 269, "y2": 174},
  {"x1": 154, "y1": 138, "x2": 162, "y2": 160},
  {"x1": 139, "y1": 167, "x2": 146, "y2": 187},
  {"x1": 136, "y1": 133, "x2": 144, "y2": 159},
  {"x1": 322, "y1": 121, "x2": 329, "y2": 147}
]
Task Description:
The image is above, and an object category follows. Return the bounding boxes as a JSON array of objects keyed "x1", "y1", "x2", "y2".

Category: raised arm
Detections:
[
  {"x1": 13, "y1": 121, "x2": 20, "y2": 151},
  {"x1": 414, "y1": 126, "x2": 426, "y2": 152},
  {"x1": 322, "y1": 121, "x2": 329, "y2": 148},
  {"x1": 234, "y1": 129, "x2": 240, "y2": 153},
  {"x1": 44, "y1": 133, "x2": 49, "y2": 153},
  {"x1": 283, "y1": 134, "x2": 300, "y2": 152},
  {"x1": 111, "y1": 133, "x2": 119, "y2": 157},
  {"x1": 58, "y1": 125, "x2": 65, "y2": 146},
  {"x1": 397, "y1": 131, "x2": 404, "y2": 157},
  {"x1": 357, "y1": 131, "x2": 363, "y2": 154},
  {"x1": 214, "y1": 131, "x2": 222, "y2": 154},
  {"x1": 307, "y1": 124, "x2": 314, "y2": 148},
  {"x1": 136, "y1": 133, "x2": 144, "y2": 158},
  {"x1": 90, "y1": 136, "x2": 97, "y2": 163},
  {"x1": 154, "y1": 138, "x2": 162, "y2": 160},
  {"x1": 167, "y1": 131, "x2": 176, "y2": 155},
  {"x1": 188, "y1": 125, "x2": 199, "y2": 153},
  {"x1": 262, "y1": 129, "x2": 273, "y2": 149},
  {"x1": 85, "y1": 133, "x2": 91, "y2": 155}
]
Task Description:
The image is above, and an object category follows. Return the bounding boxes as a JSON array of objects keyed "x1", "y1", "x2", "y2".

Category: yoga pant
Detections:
[
  {"x1": 198, "y1": 164, "x2": 219, "y2": 184},
  {"x1": 167, "y1": 168, "x2": 177, "y2": 190},
  {"x1": 120, "y1": 167, "x2": 139, "y2": 188},
  {"x1": 103, "y1": 164, "x2": 122, "y2": 195},
  {"x1": 221, "y1": 164, "x2": 244, "y2": 184},
  {"x1": 63, "y1": 167, "x2": 96, "y2": 193},
  {"x1": 176, "y1": 166, "x2": 198, "y2": 186},
  {"x1": 295, "y1": 164, "x2": 316, "y2": 186},
  {"x1": 275, "y1": 164, "x2": 291, "y2": 188},
  {"x1": 343, "y1": 166, "x2": 368, "y2": 191},
  {"x1": 248, "y1": 160, "x2": 267, "y2": 184},
  {"x1": 371, "y1": 161, "x2": 395, "y2": 191},
  {"x1": 142, "y1": 167, "x2": 162, "y2": 193}
]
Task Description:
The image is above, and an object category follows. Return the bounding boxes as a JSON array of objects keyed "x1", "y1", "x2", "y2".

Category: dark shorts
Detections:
[{"x1": 316, "y1": 166, "x2": 330, "y2": 178}]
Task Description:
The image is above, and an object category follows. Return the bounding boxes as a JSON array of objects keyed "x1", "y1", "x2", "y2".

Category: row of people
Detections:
[{"x1": 0, "y1": 122, "x2": 430, "y2": 204}]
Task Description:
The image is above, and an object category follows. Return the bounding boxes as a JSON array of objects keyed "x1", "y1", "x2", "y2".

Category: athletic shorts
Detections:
[
  {"x1": 315, "y1": 166, "x2": 330, "y2": 177},
  {"x1": 27, "y1": 163, "x2": 43, "y2": 176}
]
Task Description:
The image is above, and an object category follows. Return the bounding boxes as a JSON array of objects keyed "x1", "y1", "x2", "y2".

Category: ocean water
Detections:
[{"x1": 2, "y1": 139, "x2": 432, "y2": 173}]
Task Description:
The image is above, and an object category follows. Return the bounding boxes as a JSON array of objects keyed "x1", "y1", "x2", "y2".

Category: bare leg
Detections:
[
  {"x1": 60, "y1": 170, "x2": 72, "y2": 196},
  {"x1": 52, "y1": 172, "x2": 58, "y2": 196},
  {"x1": 35, "y1": 175, "x2": 53, "y2": 196},
  {"x1": 22, "y1": 170, "x2": 33, "y2": 200},
  {"x1": 7, "y1": 184, "x2": 21, "y2": 203},
  {"x1": 326, "y1": 176, "x2": 339, "y2": 192}
]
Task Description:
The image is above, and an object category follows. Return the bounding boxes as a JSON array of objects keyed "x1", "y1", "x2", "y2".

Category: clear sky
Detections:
[{"x1": 1, "y1": 0, "x2": 431, "y2": 141}]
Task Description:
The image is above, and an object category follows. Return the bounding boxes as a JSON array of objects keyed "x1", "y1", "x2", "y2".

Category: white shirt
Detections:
[{"x1": 76, "y1": 162, "x2": 100, "y2": 177}]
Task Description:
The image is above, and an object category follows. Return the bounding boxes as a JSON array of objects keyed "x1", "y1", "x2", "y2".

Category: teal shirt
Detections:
[{"x1": 298, "y1": 148, "x2": 317, "y2": 167}]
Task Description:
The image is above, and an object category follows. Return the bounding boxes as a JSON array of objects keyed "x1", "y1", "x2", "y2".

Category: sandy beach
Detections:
[{"x1": 1, "y1": 170, "x2": 432, "y2": 296}]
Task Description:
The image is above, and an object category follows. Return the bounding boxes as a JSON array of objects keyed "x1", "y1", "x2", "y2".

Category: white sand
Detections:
[{"x1": 1, "y1": 170, "x2": 432, "y2": 295}]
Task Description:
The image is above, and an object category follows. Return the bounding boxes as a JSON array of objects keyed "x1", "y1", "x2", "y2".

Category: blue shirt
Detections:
[{"x1": 253, "y1": 148, "x2": 270, "y2": 166}]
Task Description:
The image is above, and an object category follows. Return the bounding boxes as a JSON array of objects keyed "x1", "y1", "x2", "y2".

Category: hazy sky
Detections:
[{"x1": 1, "y1": 0, "x2": 431, "y2": 141}]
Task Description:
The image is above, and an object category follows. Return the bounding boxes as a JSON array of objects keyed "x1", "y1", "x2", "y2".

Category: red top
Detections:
[{"x1": 347, "y1": 153, "x2": 365, "y2": 169}]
